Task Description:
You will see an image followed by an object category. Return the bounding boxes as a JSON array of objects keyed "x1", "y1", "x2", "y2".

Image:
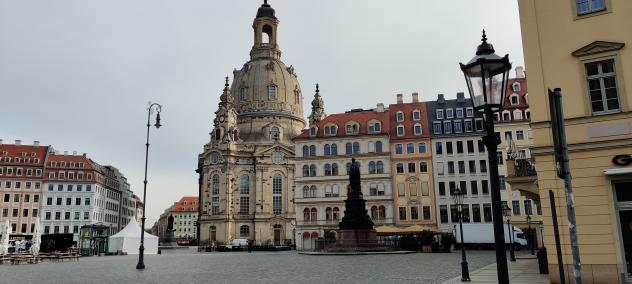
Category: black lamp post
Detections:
[
  {"x1": 503, "y1": 204, "x2": 516, "y2": 262},
  {"x1": 452, "y1": 187, "x2": 470, "y2": 282},
  {"x1": 137, "y1": 102, "x2": 162, "y2": 270},
  {"x1": 460, "y1": 30, "x2": 512, "y2": 284},
  {"x1": 526, "y1": 214, "x2": 535, "y2": 255}
]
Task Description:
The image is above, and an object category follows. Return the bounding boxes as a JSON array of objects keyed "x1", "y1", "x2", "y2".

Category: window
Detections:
[
  {"x1": 240, "y1": 225, "x2": 250, "y2": 237},
  {"x1": 409, "y1": 182, "x2": 418, "y2": 196},
  {"x1": 449, "y1": 182, "x2": 456, "y2": 196},
  {"x1": 466, "y1": 140, "x2": 474, "y2": 153},
  {"x1": 456, "y1": 141, "x2": 463, "y2": 154},
  {"x1": 239, "y1": 197, "x2": 249, "y2": 214},
  {"x1": 443, "y1": 121, "x2": 452, "y2": 134},
  {"x1": 414, "y1": 124, "x2": 422, "y2": 135},
  {"x1": 309, "y1": 165, "x2": 316, "y2": 177},
  {"x1": 446, "y1": 109, "x2": 453, "y2": 119},
  {"x1": 478, "y1": 140, "x2": 485, "y2": 152},
  {"x1": 420, "y1": 162, "x2": 428, "y2": 173},
  {"x1": 498, "y1": 151, "x2": 504, "y2": 165},
  {"x1": 273, "y1": 196, "x2": 282, "y2": 215},
  {"x1": 309, "y1": 145, "x2": 316, "y2": 156},
  {"x1": 376, "y1": 161, "x2": 384, "y2": 174},
  {"x1": 331, "y1": 144, "x2": 338, "y2": 155},
  {"x1": 302, "y1": 146, "x2": 309, "y2": 157},
  {"x1": 85, "y1": 198, "x2": 90, "y2": 206},
  {"x1": 524, "y1": 200, "x2": 533, "y2": 216},
  {"x1": 418, "y1": 143, "x2": 426, "y2": 153},
  {"x1": 368, "y1": 162, "x2": 376, "y2": 174},
  {"x1": 368, "y1": 121, "x2": 381, "y2": 133},
  {"x1": 397, "y1": 183, "x2": 405, "y2": 197},
  {"x1": 438, "y1": 182, "x2": 446, "y2": 196},
  {"x1": 325, "y1": 164, "x2": 333, "y2": 176},
  {"x1": 332, "y1": 163, "x2": 339, "y2": 175},
  {"x1": 480, "y1": 160, "x2": 487, "y2": 173},
  {"x1": 475, "y1": 119, "x2": 484, "y2": 131},
  {"x1": 482, "y1": 180, "x2": 489, "y2": 194},
  {"x1": 239, "y1": 87, "x2": 247, "y2": 100},
  {"x1": 470, "y1": 181, "x2": 478, "y2": 195},
  {"x1": 271, "y1": 126, "x2": 281, "y2": 139},
  {"x1": 411, "y1": 207, "x2": 419, "y2": 220},
  {"x1": 447, "y1": 162, "x2": 455, "y2": 174},
  {"x1": 64, "y1": 212, "x2": 71, "y2": 220},
  {"x1": 433, "y1": 122, "x2": 442, "y2": 134},
  {"x1": 397, "y1": 125, "x2": 405, "y2": 136},
  {"x1": 408, "y1": 163, "x2": 416, "y2": 173},
  {"x1": 516, "y1": 130, "x2": 524, "y2": 140},
  {"x1": 395, "y1": 144, "x2": 403, "y2": 154},
  {"x1": 435, "y1": 142, "x2": 442, "y2": 155},
  {"x1": 512, "y1": 200, "x2": 521, "y2": 215},
  {"x1": 310, "y1": 208, "x2": 317, "y2": 221},
  {"x1": 576, "y1": 0, "x2": 606, "y2": 15},
  {"x1": 240, "y1": 175, "x2": 249, "y2": 194},
  {"x1": 345, "y1": 143, "x2": 353, "y2": 155},
  {"x1": 440, "y1": 205, "x2": 448, "y2": 223},
  {"x1": 268, "y1": 85, "x2": 277, "y2": 100},
  {"x1": 406, "y1": 143, "x2": 414, "y2": 154},
  {"x1": 423, "y1": 206, "x2": 431, "y2": 220},
  {"x1": 454, "y1": 121, "x2": 462, "y2": 133},
  {"x1": 446, "y1": 142, "x2": 453, "y2": 154},
  {"x1": 436, "y1": 109, "x2": 444, "y2": 119},
  {"x1": 586, "y1": 60, "x2": 619, "y2": 114},
  {"x1": 469, "y1": 160, "x2": 476, "y2": 173},
  {"x1": 458, "y1": 161, "x2": 465, "y2": 174},
  {"x1": 412, "y1": 110, "x2": 420, "y2": 120},
  {"x1": 346, "y1": 123, "x2": 359, "y2": 135},
  {"x1": 212, "y1": 175, "x2": 220, "y2": 194},
  {"x1": 510, "y1": 94, "x2": 519, "y2": 105},
  {"x1": 353, "y1": 142, "x2": 360, "y2": 154},
  {"x1": 464, "y1": 120, "x2": 473, "y2": 132},
  {"x1": 436, "y1": 162, "x2": 444, "y2": 176},
  {"x1": 74, "y1": 212, "x2": 80, "y2": 220},
  {"x1": 324, "y1": 125, "x2": 337, "y2": 136},
  {"x1": 456, "y1": 108, "x2": 464, "y2": 118},
  {"x1": 374, "y1": 141, "x2": 382, "y2": 153},
  {"x1": 84, "y1": 212, "x2": 89, "y2": 220},
  {"x1": 212, "y1": 197, "x2": 220, "y2": 215},
  {"x1": 472, "y1": 204, "x2": 481, "y2": 223},
  {"x1": 399, "y1": 207, "x2": 407, "y2": 220},
  {"x1": 396, "y1": 163, "x2": 404, "y2": 174},
  {"x1": 396, "y1": 111, "x2": 404, "y2": 122}
]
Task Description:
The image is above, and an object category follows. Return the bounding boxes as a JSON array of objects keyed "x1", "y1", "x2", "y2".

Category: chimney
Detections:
[
  {"x1": 83, "y1": 153, "x2": 87, "y2": 157},
  {"x1": 396, "y1": 93, "x2": 403, "y2": 104},
  {"x1": 64, "y1": 151, "x2": 68, "y2": 155},
  {"x1": 456, "y1": 92, "x2": 465, "y2": 103},
  {"x1": 33, "y1": 141, "x2": 40, "y2": 146},
  {"x1": 0, "y1": 139, "x2": 3, "y2": 145},
  {"x1": 15, "y1": 140, "x2": 21, "y2": 146},
  {"x1": 73, "y1": 151, "x2": 77, "y2": 156},
  {"x1": 412, "y1": 92, "x2": 419, "y2": 103},
  {"x1": 515, "y1": 66, "x2": 525, "y2": 79},
  {"x1": 437, "y1": 94, "x2": 445, "y2": 104},
  {"x1": 376, "y1": 103, "x2": 385, "y2": 113}
]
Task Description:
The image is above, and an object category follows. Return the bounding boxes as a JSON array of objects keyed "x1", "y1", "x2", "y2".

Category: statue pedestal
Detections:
[{"x1": 336, "y1": 229, "x2": 377, "y2": 247}]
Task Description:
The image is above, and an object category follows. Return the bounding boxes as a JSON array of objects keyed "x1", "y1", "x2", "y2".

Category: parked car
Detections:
[
  {"x1": 230, "y1": 239, "x2": 249, "y2": 249},
  {"x1": 455, "y1": 223, "x2": 528, "y2": 249}
]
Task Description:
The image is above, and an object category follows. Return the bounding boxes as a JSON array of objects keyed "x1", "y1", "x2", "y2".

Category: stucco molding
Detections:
[
  {"x1": 571, "y1": 41, "x2": 625, "y2": 57},
  {"x1": 530, "y1": 137, "x2": 632, "y2": 156}
]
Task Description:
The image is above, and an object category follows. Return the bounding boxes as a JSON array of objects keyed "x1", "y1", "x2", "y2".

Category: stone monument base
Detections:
[{"x1": 336, "y1": 229, "x2": 377, "y2": 247}]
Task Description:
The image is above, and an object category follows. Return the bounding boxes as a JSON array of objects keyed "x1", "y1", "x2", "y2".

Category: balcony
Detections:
[{"x1": 506, "y1": 158, "x2": 539, "y2": 203}]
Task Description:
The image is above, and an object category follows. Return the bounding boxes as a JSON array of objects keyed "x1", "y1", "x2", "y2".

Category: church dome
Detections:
[
  {"x1": 256, "y1": 0, "x2": 276, "y2": 19},
  {"x1": 231, "y1": 59, "x2": 303, "y2": 121}
]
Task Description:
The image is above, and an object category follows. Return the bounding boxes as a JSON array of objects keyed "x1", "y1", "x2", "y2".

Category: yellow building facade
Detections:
[{"x1": 519, "y1": 0, "x2": 632, "y2": 282}]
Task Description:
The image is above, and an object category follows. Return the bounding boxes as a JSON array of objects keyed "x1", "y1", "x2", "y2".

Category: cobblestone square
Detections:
[{"x1": 0, "y1": 249, "x2": 497, "y2": 284}]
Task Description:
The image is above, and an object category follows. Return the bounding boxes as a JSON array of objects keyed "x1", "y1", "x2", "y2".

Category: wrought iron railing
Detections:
[{"x1": 514, "y1": 158, "x2": 537, "y2": 177}]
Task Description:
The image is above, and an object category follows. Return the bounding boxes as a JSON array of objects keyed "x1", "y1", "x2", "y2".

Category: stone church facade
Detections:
[{"x1": 198, "y1": 1, "x2": 305, "y2": 245}]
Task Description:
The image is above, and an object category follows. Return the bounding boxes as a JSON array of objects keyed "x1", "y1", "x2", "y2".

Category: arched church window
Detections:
[
  {"x1": 240, "y1": 175, "x2": 249, "y2": 194},
  {"x1": 273, "y1": 174, "x2": 282, "y2": 194},
  {"x1": 268, "y1": 85, "x2": 277, "y2": 100},
  {"x1": 262, "y1": 24, "x2": 273, "y2": 47},
  {"x1": 212, "y1": 175, "x2": 220, "y2": 194},
  {"x1": 272, "y1": 174, "x2": 282, "y2": 214}
]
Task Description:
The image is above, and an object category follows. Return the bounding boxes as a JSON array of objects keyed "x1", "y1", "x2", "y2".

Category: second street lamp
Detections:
[
  {"x1": 459, "y1": 30, "x2": 512, "y2": 284},
  {"x1": 452, "y1": 187, "x2": 470, "y2": 282},
  {"x1": 503, "y1": 204, "x2": 516, "y2": 262}
]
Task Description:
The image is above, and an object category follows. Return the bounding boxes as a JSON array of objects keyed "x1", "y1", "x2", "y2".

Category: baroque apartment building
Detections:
[
  {"x1": 519, "y1": 0, "x2": 632, "y2": 282},
  {"x1": 171, "y1": 196, "x2": 199, "y2": 240},
  {"x1": 389, "y1": 93, "x2": 436, "y2": 227},
  {"x1": 427, "y1": 93, "x2": 491, "y2": 231},
  {"x1": 198, "y1": 2, "x2": 303, "y2": 246},
  {"x1": 294, "y1": 92, "x2": 394, "y2": 250},
  {"x1": 0, "y1": 140, "x2": 47, "y2": 238}
]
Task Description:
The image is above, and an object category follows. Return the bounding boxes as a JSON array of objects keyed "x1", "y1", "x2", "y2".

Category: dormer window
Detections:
[
  {"x1": 368, "y1": 121, "x2": 381, "y2": 134},
  {"x1": 412, "y1": 110, "x2": 420, "y2": 121},
  {"x1": 397, "y1": 125, "x2": 405, "y2": 136},
  {"x1": 396, "y1": 111, "x2": 404, "y2": 122},
  {"x1": 268, "y1": 85, "x2": 277, "y2": 100},
  {"x1": 324, "y1": 125, "x2": 337, "y2": 136},
  {"x1": 512, "y1": 82, "x2": 521, "y2": 92},
  {"x1": 510, "y1": 94, "x2": 519, "y2": 105},
  {"x1": 446, "y1": 109, "x2": 454, "y2": 119},
  {"x1": 466, "y1": 107, "x2": 474, "y2": 117},
  {"x1": 346, "y1": 122, "x2": 359, "y2": 135},
  {"x1": 271, "y1": 126, "x2": 281, "y2": 140},
  {"x1": 456, "y1": 108, "x2": 464, "y2": 118},
  {"x1": 436, "y1": 109, "x2": 444, "y2": 119},
  {"x1": 414, "y1": 123, "x2": 422, "y2": 135},
  {"x1": 309, "y1": 127, "x2": 317, "y2": 137}
]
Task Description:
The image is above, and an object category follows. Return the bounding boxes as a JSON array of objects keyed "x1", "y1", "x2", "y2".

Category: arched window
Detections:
[
  {"x1": 268, "y1": 85, "x2": 277, "y2": 100},
  {"x1": 240, "y1": 175, "x2": 249, "y2": 194},
  {"x1": 309, "y1": 165, "x2": 317, "y2": 177},
  {"x1": 369, "y1": 161, "x2": 376, "y2": 174},
  {"x1": 345, "y1": 143, "x2": 352, "y2": 155},
  {"x1": 371, "y1": 206, "x2": 378, "y2": 220},
  {"x1": 377, "y1": 161, "x2": 384, "y2": 174},
  {"x1": 332, "y1": 185, "x2": 340, "y2": 197},
  {"x1": 303, "y1": 208, "x2": 310, "y2": 221},
  {"x1": 375, "y1": 141, "x2": 383, "y2": 153},
  {"x1": 331, "y1": 144, "x2": 338, "y2": 155},
  {"x1": 414, "y1": 123, "x2": 422, "y2": 135},
  {"x1": 302, "y1": 146, "x2": 309, "y2": 157},
  {"x1": 325, "y1": 185, "x2": 333, "y2": 197},
  {"x1": 397, "y1": 125, "x2": 405, "y2": 136},
  {"x1": 378, "y1": 206, "x2": 386, "y2": 219},
  {"x1": 272, "y1": 174, "x2": 282, "y2": 194},
  {"x1": 326, "y1": 207, "x2": 332, "y2": 221},
  {"x1": 310, "y1": 208, "x2": 318, "y2": 221},
  {"x1": 353, "y1": 142, "x2": 360, "y2": 154},
  {"x1": 310, "y1": 185, "x2": 317, "y2": 197},
  {"x1": 303, "y1": 186, "x2": 310, "y2": 198},
  {"x1": 240, "y1": 225, "x2": 250, "y2": 237},
  {"x1": 212, "y1": 174, "x2": 220, "y2": 194},
  {"x1": 324, "y1": 164, "x2": 332, "y2": 176},
  {"x1": 270, "y1": 126, "x2": 280, "y2": 140},
  {"x1": 324, "y1": 144, "x2": 331, "y2": 156},
  {"x1": 412, "y1": 110, "x2": 421, "y2": 120},
  {"x1": 302, "y1": 165, "x2": 309, "y2": 177},
  {"x1": 331, "y1": 163, "x2": 339, "y2": 176},
  {"x1": 309, "y1": 145, "x2": 316, "y2": 156},
  {"x1": 396, "y1": 111, "x2": 404, "y2": 122},
  {"x1": 333, "y1": 207, "x2": 340, "y2": 220}
]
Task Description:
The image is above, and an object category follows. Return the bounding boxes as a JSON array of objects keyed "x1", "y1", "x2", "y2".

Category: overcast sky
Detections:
[{"x1": 0, "y1": 0, "x2": 524, "y2": 225}]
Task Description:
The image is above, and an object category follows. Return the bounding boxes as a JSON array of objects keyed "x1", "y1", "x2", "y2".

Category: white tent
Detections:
[{"x1": 108, "y1": 218, "x2": 158, "y2": 255}]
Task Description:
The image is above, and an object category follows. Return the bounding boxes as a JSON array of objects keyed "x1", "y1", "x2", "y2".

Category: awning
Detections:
[
  {"x1": 375, "y1": 225, "x2": 400, "y2": 234},
  {"x1": 302, "y1": 232, "x2": 310, "y2": 237},
  {"x1": 400, "y1": 225, "x2": 439, "y2": 234},
  {"x1": 311, "y1": 232, "x2": 319, "y2": 238}
]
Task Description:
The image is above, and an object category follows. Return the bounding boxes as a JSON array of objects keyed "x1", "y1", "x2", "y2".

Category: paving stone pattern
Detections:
[{"x1": 0, "y1": 249, "x2": 497, "y2": 284}]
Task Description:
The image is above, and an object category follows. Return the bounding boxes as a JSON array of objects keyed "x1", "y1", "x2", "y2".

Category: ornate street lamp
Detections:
[
  {"x1": 137, "y1": 102, "x2": 162, "y2": 270},
  {"x1": 503, "y1": 204, "x2": 516, "y2": 262},
  {"x1": 526, "y1": 214, "x2": 535, "y2": 255},
  {"x1": 452, "y1": 187, "x2": 470, "y2": 282},
  {"x1": 460, "y1": 30, "x2": 512, "y2": 284}
]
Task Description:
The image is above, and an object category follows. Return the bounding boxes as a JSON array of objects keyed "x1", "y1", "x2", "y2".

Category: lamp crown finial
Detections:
[
  {"x1": 225, "y1": 76, "x2": 229, "y2": 87},
  {"x1": 481, "y1": 29, "x2": 487, "y2": 42},
  {"x1": 316, "y1": 83, "x2": 319, "y2": 93}
]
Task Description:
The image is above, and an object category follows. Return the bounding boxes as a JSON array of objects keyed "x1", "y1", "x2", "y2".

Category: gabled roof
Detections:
[
  {"x1": 388, "y1": 101, "x2": 430, "y2": 140},
  {"x1": 0, "y1": 144, "x2": 49, "y2": 166},
  {"x1": 504, "y1": 78, "x2": 529, "y2": 110},
  {"x1": 171, "y1": 196, "x2": 199, "y2": 212},
  {"x1": 295, "y1": 109, "x2": 389, "y2": 139}
]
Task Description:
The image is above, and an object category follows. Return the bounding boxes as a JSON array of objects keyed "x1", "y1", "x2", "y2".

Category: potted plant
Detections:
[{"x1": 420, "y1": 231, "x2": 435, "y2": 253}]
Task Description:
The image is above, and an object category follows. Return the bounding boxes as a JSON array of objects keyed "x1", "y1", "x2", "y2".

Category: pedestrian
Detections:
[{"x1": 247, "y1": 241, "x2": 252, "y2": 253}]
